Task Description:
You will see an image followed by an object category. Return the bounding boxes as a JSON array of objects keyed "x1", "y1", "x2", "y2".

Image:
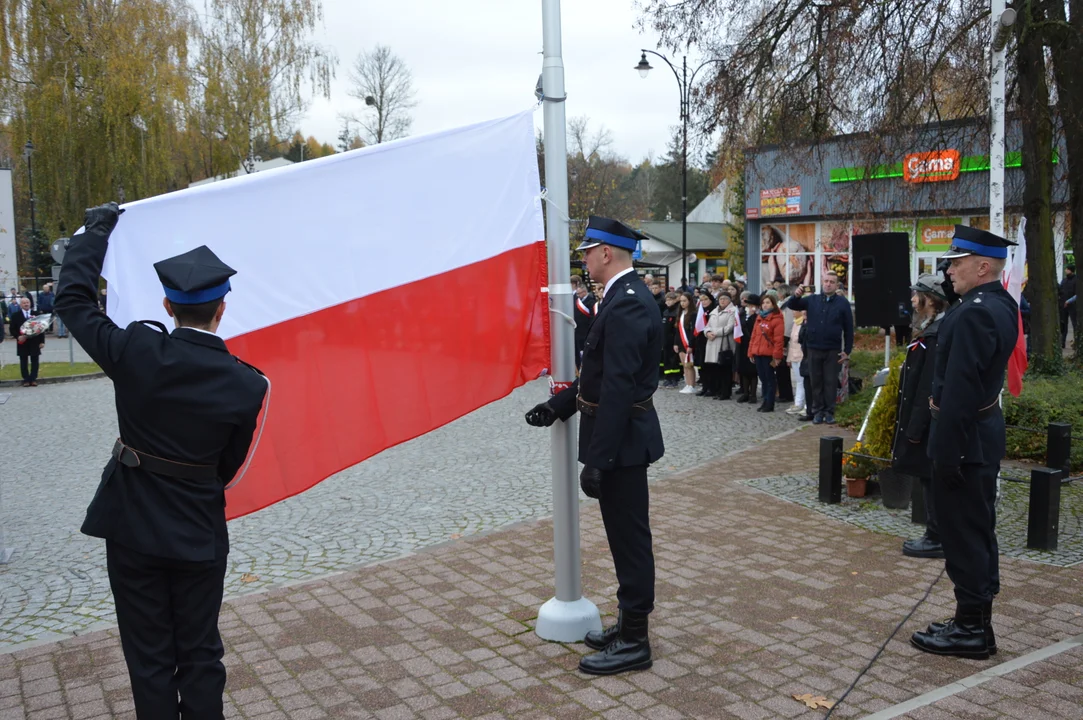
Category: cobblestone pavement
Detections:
[
  {"x1": 0, "y1": 377, "x2": 801, "y2": 649},
  {"x1": 3, "y1": 424, "x2": 1083, "y2": 719},
  {"x1": 745, "y1": 474, "x2": 1083, "y2": 567}
]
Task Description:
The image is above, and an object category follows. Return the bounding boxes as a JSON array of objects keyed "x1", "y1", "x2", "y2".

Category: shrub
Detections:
[
  {"x1": 863, "y1": 354, "x2": 904, "y2": 461},
  {"x1": 1003, "y1": 370, "x2": 1083, "y2": 470}
]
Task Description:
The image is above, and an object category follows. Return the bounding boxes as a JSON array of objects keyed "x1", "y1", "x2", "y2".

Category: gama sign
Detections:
[{"x1": 903, "y1": 150, "x2": 961, "y2": 183}]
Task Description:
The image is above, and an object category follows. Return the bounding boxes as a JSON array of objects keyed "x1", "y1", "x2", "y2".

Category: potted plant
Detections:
[{"x1": 842, "y1": 441, "x2": 877, "y2": 498}]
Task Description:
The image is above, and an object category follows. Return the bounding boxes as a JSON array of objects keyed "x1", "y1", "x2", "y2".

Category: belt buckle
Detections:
[{"x1": 117, "y1": 443, "x2": 141, "y2": 468}]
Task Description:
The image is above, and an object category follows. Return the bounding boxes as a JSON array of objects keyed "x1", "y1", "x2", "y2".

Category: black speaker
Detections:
[{"x1": 852, "y1": 232, "x2": 911, "y2": 328}]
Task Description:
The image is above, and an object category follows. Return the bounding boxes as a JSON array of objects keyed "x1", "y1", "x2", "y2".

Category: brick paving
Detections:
[{"x1": 3, "y1": 424, "x2": 1083, "y2": 719}]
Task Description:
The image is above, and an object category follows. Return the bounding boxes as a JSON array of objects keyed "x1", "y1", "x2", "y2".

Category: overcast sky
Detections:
[{"x1": 299, "y1": 0, "x2": 689, "y2": 164}]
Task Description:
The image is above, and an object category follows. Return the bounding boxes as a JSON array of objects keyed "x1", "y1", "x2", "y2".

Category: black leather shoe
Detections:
[
  {"x1": 735, "y1": 394, "x2": 748, "y2": 403},
  {"x1": 797, "y1": 413, "x2": 814, "y2": 422},
  {"x1": 583, "y1": 617, "x2": 619, "y2": 651},
  {"x1": 911, "y1": 605, "x2": 991, "y2": 659},
  {"x1": 926, "y1": 602, "x2": 997, "y2": 655},
  {"x1": 579, "y1": 610, "x2": 652, "y2": 675},
  {"x1": 902, "y1": 535, "x2": 945, "y2": 559}
]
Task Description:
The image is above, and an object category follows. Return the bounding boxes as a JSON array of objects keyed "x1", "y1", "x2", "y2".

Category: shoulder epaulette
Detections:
[
  {"x1": 233, "y1": 356, "x2": 266, "y2": 377},
  {"x1": 136, "y1": 319, "x2": 169, "y2": 333}
]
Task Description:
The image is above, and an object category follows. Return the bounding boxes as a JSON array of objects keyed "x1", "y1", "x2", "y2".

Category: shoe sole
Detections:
[
  {"x1": 909, "y1": 637, "x2": 990, "y2": 660},
  {"x1": 902, "y1": 549, "x2": 946, "y2": 559},
  {"x1": 577, "y1": 658, "x2": 653, "y2": 675}
]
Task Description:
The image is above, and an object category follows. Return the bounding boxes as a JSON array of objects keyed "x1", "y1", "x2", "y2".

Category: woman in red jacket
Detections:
[{"x1": 748, "y1": 294, "x2": 785, "y2": 412}]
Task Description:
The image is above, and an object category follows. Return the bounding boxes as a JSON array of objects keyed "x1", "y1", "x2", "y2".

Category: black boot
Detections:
[
  {"x1": 583, "y1": 614, "x2": 620, "y2": 651},
  {"x1": 579, "y1": 610, "x2": 652, "y2": 675},
  {"x1": 911, "y1": 604, "x2": 991, "y2": 659},
  {"x1": 902, "y1": 533, "x2": 945, "y2": 559},
  {"x1": 925, "y1": 602, "x2": 997, "y2": 655}
]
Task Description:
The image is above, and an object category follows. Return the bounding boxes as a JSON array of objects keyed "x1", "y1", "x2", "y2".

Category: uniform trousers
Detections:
[
  {"x1": 932, "y1": 463, "x2": 1001, "y2": 606},
  {"x1": 107, "y1": 541, "x2": 228, "y2": 720},
  {"x1": 598, "y1": 466, "x2": 655, "y2": 614}
]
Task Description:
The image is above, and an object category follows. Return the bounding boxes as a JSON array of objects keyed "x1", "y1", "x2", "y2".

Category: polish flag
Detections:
[
  {"x1": 1002, "y1": 218, "x2": 1028, "y2": 397},
  {"x1": 100, "y1": 111, "x2": 550, "y2": 519},
  {"x1": 694, "y1": 303, "x2": 706, "y2": 335}
]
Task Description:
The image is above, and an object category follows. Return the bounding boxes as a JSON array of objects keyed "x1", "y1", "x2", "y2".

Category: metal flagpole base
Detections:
[{"x1": 536, "y1": 596, "x2": 602, "y2": 642}]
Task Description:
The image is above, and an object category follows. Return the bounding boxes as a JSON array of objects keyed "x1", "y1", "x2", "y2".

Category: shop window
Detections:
[{"x1": 761, "y1": 223, "x2": 815, "y2": 289}]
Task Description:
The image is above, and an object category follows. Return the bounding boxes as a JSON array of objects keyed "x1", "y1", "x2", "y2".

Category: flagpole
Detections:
[
  {"x1": 989, "y1": 0, "x2": 1014, "y2": 239},
  {"x1": 535, "y1": 0, "x2": 602, "y2": 641}
]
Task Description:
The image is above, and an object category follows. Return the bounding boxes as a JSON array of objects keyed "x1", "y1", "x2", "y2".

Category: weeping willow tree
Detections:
[{"x1": 0, "y1": 0, "x2": 335, "y2": 277}]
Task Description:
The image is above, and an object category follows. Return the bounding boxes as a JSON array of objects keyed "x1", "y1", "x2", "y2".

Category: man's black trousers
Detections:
[
  {"x1": 107, "y1": 541, "x2": 228, "y2": 719},
  {"x1": 598, "y1": 465, "x2": 655, "y2": 614},
  {"x1": 932, "y1": 463, "x2": 1001, "y2": 606},
  {"x1": 807, "y1": 348, "x2": 840, "y2": 415},
  {"x1": 19, "y1": 354, "x2": 38, "y2": 382}
]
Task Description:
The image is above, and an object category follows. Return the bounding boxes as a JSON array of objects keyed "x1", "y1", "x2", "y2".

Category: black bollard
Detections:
[
  {"x1": 1026, "y1": 467, "x2": 1061, "y2": 551},
  {"x1": 819, "y1": 436, "x2": 842, "y2": 504},
  {"x1": 1045, "y1": 422, "x2": 1072, "y2": 481}
]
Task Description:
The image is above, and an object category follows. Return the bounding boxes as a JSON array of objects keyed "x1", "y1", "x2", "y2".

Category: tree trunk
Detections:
[
  {"x1": 1016, "y1": 2, "x2": 1062, "y2": 372},
  {"x1": 1048, "y1": 0, "x2": 1083, "y2": 362}
]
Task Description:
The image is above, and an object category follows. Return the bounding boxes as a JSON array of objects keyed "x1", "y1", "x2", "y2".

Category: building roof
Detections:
[{"x1": 638, "y1": 221, "x2": 729, "y2": 251}]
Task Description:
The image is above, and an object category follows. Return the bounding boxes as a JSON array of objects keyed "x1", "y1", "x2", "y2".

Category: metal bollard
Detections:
[
  {"x1": 1026, "y1": 467, "x2": 1061, "y2": 551},
  {"x1": 1046, "y1": 422, "x2": 1071, "y2": 481},
  {"x1": 818, "y1": 436, "x2": 842, "y2": 504}
]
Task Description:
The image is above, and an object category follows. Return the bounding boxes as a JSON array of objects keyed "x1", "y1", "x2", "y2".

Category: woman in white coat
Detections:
[{"x1": 704, "y1": 293, "x2": 738, "y2": 400}]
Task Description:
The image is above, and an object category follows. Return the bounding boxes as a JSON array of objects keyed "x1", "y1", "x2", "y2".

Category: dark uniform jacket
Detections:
[
  {"x1": 928, "y1": 281, "x2": 1018, "y2": 469},
  {"x1": 891, "y1": 315, "x2": 942, "y2": 477},
  {"x1": 572, "y1": 292, "x2": 597, "y2": 356},
  {"x1": 9, "y1": 308, "x2": 44, "y2": 357},
  {"x1": 56, "y1": 227, "x2": 268, "y2": 563},
  {"x1": 550, "y1": 270, "x2": 665, "y2": 470}
]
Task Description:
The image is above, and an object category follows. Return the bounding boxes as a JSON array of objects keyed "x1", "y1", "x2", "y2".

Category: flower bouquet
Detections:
[{"x1": 20, "y1": 313, "x2": 52, "y2": 337}]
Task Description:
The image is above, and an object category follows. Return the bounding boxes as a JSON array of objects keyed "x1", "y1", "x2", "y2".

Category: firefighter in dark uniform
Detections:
[
  {"x1": 911, "y1": 225, "x2": 1018, "y2": 660},
  {"x1": 524, "y1": 215, "x2": 664, "y2": 676},
  {"x1": 55, "y1": 203, "x2": 268, "y2": 718},
  {"x1": 571, "y1": 274, "x2": 597, "y2": 371}
]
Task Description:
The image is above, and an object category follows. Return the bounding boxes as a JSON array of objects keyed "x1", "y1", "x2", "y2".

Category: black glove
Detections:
[
  {"x1": 524, "y1": 401, "x2": 558, "y2": 427},
  {"x1": 579, "y1": 466, "x2": 602, "y2": 499},
  {"x1": 933, "y1": 464, "x2": 966, "y2": 489},
  {"x1": 84, "y1": 202, "x2": 125, "y2": 236},
  {"x1": 936, "y1": 258, "x2": 960, "y2": 305}
]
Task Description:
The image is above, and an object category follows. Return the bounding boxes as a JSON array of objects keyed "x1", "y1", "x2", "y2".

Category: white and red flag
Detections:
[
  {"x1": 694, "y1": 303, "x2": 706, "y2": 335},
  {"x1": 1002, "y1": 218, "x2": 1028, "y2": 397},
  {"x1": 101, "y1": 111, "x2": 550, "y2": 518}
]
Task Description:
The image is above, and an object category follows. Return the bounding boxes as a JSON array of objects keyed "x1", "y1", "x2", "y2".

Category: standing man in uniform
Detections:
[
  {"x1": 56, "y1": 202, "x2": 268, "y2": 718},
  {"x1": 524, "y1": 216, "x2": 664, "y2": 676},
  {"x1": 911, "y1": 226, "x2": 1017, "y2": 660}
]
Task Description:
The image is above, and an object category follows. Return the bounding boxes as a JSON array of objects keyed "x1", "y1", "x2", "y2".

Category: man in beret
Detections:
[
  {"x1": 524, "y1": 215, "x2": 664, "y2": 675},
  {"x1": 56, "y1": 203, "x2": 268, "y2": 718},
  {"x1": 911, "y1": 225, "x2": 1018, "y2": 660}
]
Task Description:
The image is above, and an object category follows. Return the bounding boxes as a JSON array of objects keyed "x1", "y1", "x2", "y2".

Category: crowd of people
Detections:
[{"x1": 574, "y1": 270, "x2": 854, "y2": 424}]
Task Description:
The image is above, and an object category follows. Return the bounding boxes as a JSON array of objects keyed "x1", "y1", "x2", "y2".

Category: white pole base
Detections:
[{"x1": 535, "y1": 596, "x2": 602, "y2": 642}]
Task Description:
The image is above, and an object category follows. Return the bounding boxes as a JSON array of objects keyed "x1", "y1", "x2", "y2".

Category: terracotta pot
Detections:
[{"x1": 845, "y1": 476, "x2": 867, "y2": 498}]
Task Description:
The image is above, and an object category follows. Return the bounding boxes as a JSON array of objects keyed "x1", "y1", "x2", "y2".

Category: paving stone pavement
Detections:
[
  {"x1": 746, "y1": 474, "x2": 1083, "y2": 567},
  {"x1": 3, "y1": 423, "x2": 1083, "y2": 719},
  {"x1": 0, "y1": 377, "x2": 800, "y2": 649}
]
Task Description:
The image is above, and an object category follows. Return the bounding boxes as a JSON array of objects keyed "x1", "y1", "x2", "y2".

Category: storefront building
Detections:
[{"x1": 742, "y1": 116, "x2": 1074, "y2": 296}]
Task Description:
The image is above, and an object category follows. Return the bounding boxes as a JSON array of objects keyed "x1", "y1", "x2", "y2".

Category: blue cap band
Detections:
[
  {"x1": 949, "y1": 237, "x2": 1008, "y2": 259},
  {"x1": 584, "y1": 227, "x2": 638, "y2": 251},
  {"x1": 163, "y1": 280, "x2": 231, "y2": 304}
]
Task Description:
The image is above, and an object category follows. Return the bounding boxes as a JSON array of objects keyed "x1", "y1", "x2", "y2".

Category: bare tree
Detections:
[{"x1": 346, "y1": 45, "x2": 417, "y2": 144}]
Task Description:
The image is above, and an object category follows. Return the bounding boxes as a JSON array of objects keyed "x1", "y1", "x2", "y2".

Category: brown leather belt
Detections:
[
  {"x1": 576, "y1": 395, "x2": 655, "y2": 418},
  {"x1": 112, "y1": 439, "x2": 218, "y2": 481},
  {"x1": 929, "y1": 400, "x2": 1000, "y2": 421}
]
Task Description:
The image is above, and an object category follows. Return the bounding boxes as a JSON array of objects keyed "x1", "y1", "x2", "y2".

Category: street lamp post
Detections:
[
  {"x1": 635, "y1": 51, "x2": 725, "y2": 289},
  {"x1": 23, "y1": 141, "x2": 39, "y2": 294}
]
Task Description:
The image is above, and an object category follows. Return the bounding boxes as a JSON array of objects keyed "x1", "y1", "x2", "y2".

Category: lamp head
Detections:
[{"x1": 635, "y1": 52, "x2": 652, "y2": 79}]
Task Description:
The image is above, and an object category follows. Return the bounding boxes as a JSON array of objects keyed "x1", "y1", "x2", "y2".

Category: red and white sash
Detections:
[{"x1": 678, "y1": 311, "x2": 691, "y2": 349}]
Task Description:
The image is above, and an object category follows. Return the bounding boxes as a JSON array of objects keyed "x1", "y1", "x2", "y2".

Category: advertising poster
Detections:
[{"x1": 0, "y1": 169, "x2": 17, "y2": 291}]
